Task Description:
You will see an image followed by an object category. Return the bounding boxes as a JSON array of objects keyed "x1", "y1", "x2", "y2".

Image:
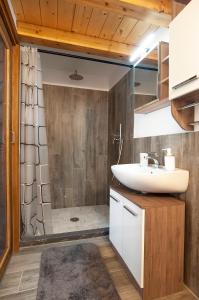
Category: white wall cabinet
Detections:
[{"x1": 169, "y1": 0, "x2": 199, "y2": 100}]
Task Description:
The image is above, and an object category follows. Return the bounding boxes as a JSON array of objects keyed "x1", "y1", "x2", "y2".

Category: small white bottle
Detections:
[{"x1": 162, "y1": 148, "x2": 175, "y2": 171}]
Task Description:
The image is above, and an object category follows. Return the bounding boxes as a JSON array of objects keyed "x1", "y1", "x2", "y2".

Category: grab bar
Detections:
[{"x1": 172, "y1": 75, "x2": 198, "y2": 90}]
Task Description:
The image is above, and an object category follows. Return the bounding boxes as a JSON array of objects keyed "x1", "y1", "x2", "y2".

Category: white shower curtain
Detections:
[{"x1": 20, "y1": 46, "x2": 52, "y2": 238}]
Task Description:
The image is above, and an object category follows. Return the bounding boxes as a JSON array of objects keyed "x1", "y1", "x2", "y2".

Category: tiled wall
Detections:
[
  {"x1": 108, "y1": 69, "x2": 134, "y2": 183},
  {"x1": 44, "y1": 84, "x2": 109, "y2": 209},
  {"x1": 132, "y1": 132, "x2": 199, "y2": 297}
]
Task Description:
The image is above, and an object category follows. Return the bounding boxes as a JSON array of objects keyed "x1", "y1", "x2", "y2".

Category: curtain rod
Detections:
[
  {"x1": 38, "y1": 49, "x2": 158, "y2": 71},
  {"x1": 38, "y1": 49, "x2": 133, "y2": 68},
  {"x1": 135, "y1": 66, "x2": 158, "y2": 71}
]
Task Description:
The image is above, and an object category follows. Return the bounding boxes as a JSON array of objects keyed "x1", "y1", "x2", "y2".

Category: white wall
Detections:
[
  {"x1": 134, "y1": 103, "x2": 199, "y2": 138},
  {"x1": 134, "y1": 106, "x2": 186, "y2": 138},
  {"x1": 41, "y1": 52, "x2": 129, "y2": 91}
]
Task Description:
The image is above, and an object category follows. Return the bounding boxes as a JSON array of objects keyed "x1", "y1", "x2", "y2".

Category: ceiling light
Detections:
[{"x1": 129, "y1": 33, "x2": 156, "y2": 63}]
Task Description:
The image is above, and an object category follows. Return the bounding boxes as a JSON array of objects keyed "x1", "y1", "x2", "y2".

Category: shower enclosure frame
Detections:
[
  {"x1": 10, "y1": 41, "x2": 133, "y2": 248},
  {"x1": 0, "y1": 1, "x2": 20, "y2": 277},
  {"x1": 0, "y1": 17, "x2": 12, "y2": 276}
]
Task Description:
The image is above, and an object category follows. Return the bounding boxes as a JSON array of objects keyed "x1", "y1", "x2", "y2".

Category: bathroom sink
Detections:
[{"x1": 111, "y1": 163, "x2": 189, "y2": 193}]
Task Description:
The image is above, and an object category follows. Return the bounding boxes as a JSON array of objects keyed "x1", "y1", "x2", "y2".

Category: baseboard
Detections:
[
  {"x1": 20, "y1": 227, "x2": 109, "y2": 247},
  {"x1": 184, "y1": 284, "x2": 199, "y2": 300}
]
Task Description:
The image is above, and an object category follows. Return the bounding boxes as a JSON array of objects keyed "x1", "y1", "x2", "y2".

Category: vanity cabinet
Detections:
[
  {"x1": 109, "y1": 195, "x2": 123, "y2": 255},
  {"x1": 109, "y1": 185, "x2": 185, "y2": 300},
  {"x1": 110, "y1": 191, "x2": 144, "y2": 287},
  {"x1": 169, "y1": 0, "x2": 199, "y2": 100},
  {"x1": 122, "y1": 200, "x2": 144, "y2": 288}
]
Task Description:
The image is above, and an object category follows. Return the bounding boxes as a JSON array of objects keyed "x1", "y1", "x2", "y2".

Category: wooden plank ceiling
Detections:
[{"x1": 11, "y1": 0, "x2": 172, "y2": 60}]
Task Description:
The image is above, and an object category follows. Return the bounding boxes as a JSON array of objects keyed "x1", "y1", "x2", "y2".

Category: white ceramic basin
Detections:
[{"x1": 111, "y1": 163, "x2": 189, "y2": 193}]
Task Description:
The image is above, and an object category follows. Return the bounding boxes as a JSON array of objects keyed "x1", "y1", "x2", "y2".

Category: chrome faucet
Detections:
[{"x1": 147, "y1": 152, "x2": 159, "y2": 168}]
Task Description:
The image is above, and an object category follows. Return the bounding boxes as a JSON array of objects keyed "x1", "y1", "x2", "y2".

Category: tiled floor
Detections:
[
  {"x1": 51, "y1": 205, "x2": 109, "y2": 234},
  {"x1": 0, "y1": 237, "x2": 197, "y2": 300}
]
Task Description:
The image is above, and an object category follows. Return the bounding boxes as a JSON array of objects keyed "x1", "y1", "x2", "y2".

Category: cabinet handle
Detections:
[
  {"x1": 172, "y1": 75, "x2": 198, "y2": 90},
  {"x1": 110, "y1": 196, "x2": 119, "y2": 203},
  {"x1": 123, "y1": 205, "x2": 138, "y2": 217}
]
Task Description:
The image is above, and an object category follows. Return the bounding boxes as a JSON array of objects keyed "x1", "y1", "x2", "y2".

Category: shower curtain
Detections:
[{"x1": 20, "y1": 46, "x2": 52, "y2": 238}]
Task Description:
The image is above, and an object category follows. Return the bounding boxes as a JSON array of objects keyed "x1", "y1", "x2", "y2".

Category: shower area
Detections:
[
  {"x1": 44, "y1": 84, "x2": 109, "y2": 234},
  {"x1": 20, "y1": 46, "x2": 133, "y2": 241}
]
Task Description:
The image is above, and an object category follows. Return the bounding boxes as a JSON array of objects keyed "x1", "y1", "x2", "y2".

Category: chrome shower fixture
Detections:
[{"x1": 69, "y1": 70, "x2": 84, "y2": 81}]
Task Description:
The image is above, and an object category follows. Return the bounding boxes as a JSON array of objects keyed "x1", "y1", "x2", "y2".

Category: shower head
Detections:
[
  {"x1": 134, "y1": 81, "x2": 141, "y2": 87},
  {"x1": 69, "y1": 70, "x2": 84, "y2": 81}
]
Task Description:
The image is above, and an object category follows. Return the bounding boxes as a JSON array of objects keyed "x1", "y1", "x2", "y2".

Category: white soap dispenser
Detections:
[{"x1": 162, "y1": 148, "x2": 175, "y2": 171}]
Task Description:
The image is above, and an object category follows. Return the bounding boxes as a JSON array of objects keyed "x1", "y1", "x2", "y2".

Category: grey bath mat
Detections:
[{"x1": 36, "y1": 243, "x2": 120, "y2": 300}]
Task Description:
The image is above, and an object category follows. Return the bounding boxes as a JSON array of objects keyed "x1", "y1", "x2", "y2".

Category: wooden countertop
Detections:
[{"x1": 110, "y1": 183, "x2": 185, "y2": 209}]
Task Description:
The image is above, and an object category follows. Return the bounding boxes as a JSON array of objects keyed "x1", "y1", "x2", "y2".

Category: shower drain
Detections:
[{"x1": 70, "y1": 217, "x2": 79, "y2": 222}]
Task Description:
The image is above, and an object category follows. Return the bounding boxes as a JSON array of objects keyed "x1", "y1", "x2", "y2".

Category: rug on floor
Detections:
[{"x1": 36, "y1": 243, "x2": 120, "y2": 300}]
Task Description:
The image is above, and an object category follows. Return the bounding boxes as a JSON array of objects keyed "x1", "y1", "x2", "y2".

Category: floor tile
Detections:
[
  {"x1": 0, "y1": 289, "x2": 37, "y2": 300},
  {"x1": 5, "y1": 253, "x2": 41, "y2": 274},
  {"x1": 19, "y1": 269, "x2": 39, "y2": 292},
  {"x1": 0, "y1": 236, "x2": 196, "y2": 300},
  {"x1": 0, "y1": 272, "x2": 21, "y2": 297}
]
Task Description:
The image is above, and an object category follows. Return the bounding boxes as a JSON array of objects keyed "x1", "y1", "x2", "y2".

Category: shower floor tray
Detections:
[{"x1": 52, "y1": 205, "x2": 109, "y2": 234}]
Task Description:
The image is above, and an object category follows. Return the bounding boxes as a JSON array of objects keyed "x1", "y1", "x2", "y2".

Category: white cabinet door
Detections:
[
  {"x1": 109, "y1": 195, "x2": 123, "y2": 255},
  {"x1": 122, "y1": 202, "x2": 145, "y2": 288},
  {"x1": 169, "y1": 0, "x2": 199, "y2": 100}
]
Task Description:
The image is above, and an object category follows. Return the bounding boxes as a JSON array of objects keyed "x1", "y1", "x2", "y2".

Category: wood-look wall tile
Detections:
[
  {"x1": 96, "y1": 155, "x2": 108, "y2": 205},
  {"x1": 43, "y1": 85, "x2": 108, "y2": 208},
  {"x1": 108, "y1": 70, "x2": 134, "y2": 183},
  {"x1": 132, "y1": 132, "x2": 199, "y2": 297}
]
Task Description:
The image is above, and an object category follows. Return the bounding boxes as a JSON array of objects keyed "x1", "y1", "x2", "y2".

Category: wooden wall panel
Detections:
[
  {"x1": 132, "y1": 132, "x2": 199, "y2": 297},
  {"x1": 108, "y1": 69, "x2": 134, "y2": 183},
  {"x1": 43, "y1": 85, "x2": 108, "y2": 209}
]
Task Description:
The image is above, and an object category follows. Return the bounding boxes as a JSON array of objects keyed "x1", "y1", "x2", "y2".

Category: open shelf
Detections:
[
  {"x1": 177, "y1": 101, "x2": 199, "y2": 111},
  {"x1": 161, "y1": 55, "x2": 169, "y2": 64},
  {"x1": 189, "y1": 121, "x2": 199, "y2": 126},
  {"x1": 134, "y1": 98, "x2": 170, "y2": 114},
  {"x1": 160, "y1": 77, "x2": 169, "y2": 84},
  {"x1": 171, "y1": 89, "x2": 199, "y2": 131},
  {"x1": 159, "y1": 42, "x2": 169, "y2": 101},
  {"x1": 135, "y1": 42, "x2": 170, "y2": 115}
]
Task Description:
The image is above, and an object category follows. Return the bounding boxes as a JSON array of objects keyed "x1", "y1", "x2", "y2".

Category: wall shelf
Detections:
[
  {"x1": 134, "y1": 42, "x2": 170, "y2": 115},
  {"x1": 177, "y1": 101, "x2": 199, "y2": 111},
  {"x1": 134, "y1": 98, "x2": 170, "y2": 114},
  {"x1": 160, "y1": 77, "x2": 169, "y2": 84},
  {"x1": 161, "y1": 55, "x2": 169, "y2": 64},
  {"x1": 170, "y1": 89, "x2": 199, "y2": 131},
  {"x1": 189, "y1": 121, "x2": 199, "y2": 126}
]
